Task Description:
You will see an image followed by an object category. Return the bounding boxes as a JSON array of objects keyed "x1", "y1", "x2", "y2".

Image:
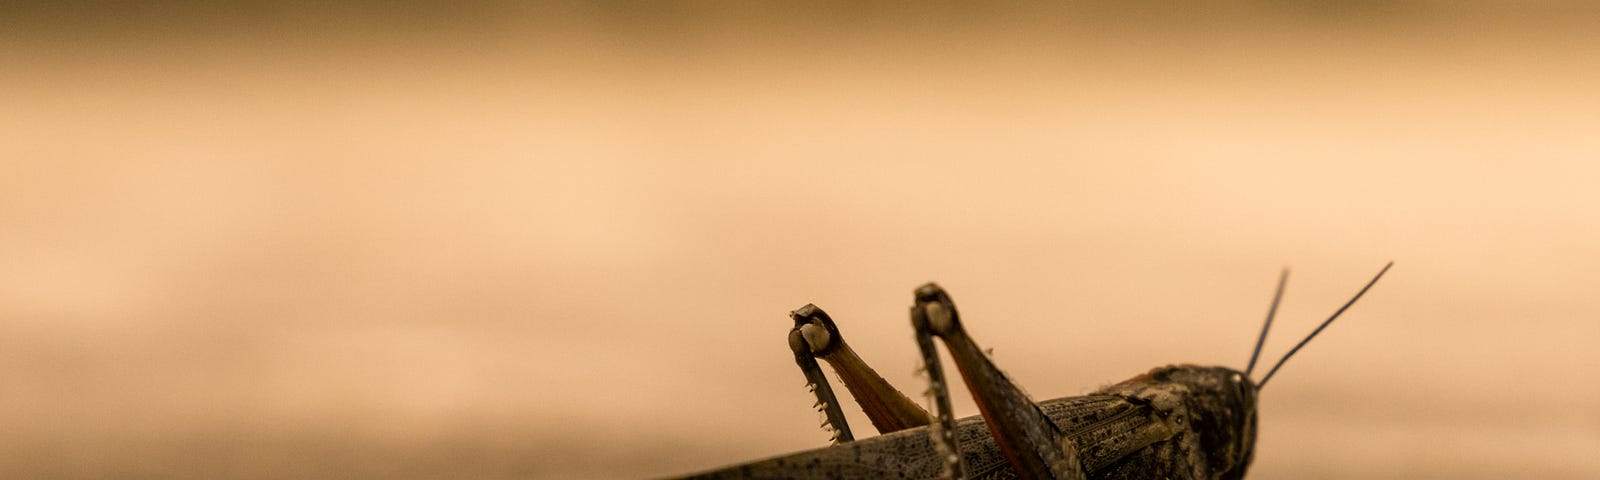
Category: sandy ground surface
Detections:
[{"x1": 3, "y1": 3, "x2": 1598, "y2": 479}]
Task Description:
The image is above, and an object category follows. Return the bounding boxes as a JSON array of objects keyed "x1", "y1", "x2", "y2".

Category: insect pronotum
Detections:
[{"x1": 671, "y1": 262, "x2": 1393, "y2": 480}]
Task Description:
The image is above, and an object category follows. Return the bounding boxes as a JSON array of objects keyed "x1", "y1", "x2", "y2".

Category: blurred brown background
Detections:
[{"x1": 3, "y1": 1, "x2": 1598, "y2": 479}]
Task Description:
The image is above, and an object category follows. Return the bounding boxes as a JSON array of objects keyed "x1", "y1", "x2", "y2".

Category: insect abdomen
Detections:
[{"x1": 674, "y1": 395, "x2": 1183, "y2": 480}]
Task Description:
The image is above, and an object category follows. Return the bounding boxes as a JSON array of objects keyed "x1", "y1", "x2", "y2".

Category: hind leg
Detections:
[
  {"x1": 912, "y1": 283, "x2": 1086, "y2": 480},
  {"x1": 789, "y1": 304, "x2": 931, "y2": 442}
]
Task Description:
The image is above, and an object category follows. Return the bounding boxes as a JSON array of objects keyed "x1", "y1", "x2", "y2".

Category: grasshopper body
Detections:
[
  {"x1": 672, "y1": 264, "x2": 1389, "y2": 480},
  {"x1": 682, "y1": 365, "x2": 1254, "y2": 479}
]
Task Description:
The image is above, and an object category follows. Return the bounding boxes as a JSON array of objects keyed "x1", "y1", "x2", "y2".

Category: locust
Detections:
[{"x1": 672, "y1": 262, "x2": 1393, "y2": 480}]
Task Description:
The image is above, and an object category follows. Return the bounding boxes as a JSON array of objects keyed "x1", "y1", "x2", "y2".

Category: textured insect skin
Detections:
[
  {"x1": 673, "y1": 264, "x2": 1390, "y2": 479},
  {"x1": 676, "y1": 364, "x2": 1258, "y2": 480}
]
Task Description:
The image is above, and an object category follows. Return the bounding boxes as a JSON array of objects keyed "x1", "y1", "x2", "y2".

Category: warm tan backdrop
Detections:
[{"x1": 2, "y1": 2, "x2": 1597, "y2": 479}]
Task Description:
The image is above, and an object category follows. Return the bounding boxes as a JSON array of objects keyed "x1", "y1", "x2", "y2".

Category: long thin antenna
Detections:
[
  {"x1": 1245, "y1": 268, "x2": 1290, "y2": 378},
  {"x1": 1257, "y1": 261, "x2": 1394, "y2": 390}
]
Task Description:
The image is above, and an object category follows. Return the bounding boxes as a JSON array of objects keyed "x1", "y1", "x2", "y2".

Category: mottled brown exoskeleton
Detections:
[{"x1": 673, "y1": 263, "x2": 1391, "y2": 480}]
